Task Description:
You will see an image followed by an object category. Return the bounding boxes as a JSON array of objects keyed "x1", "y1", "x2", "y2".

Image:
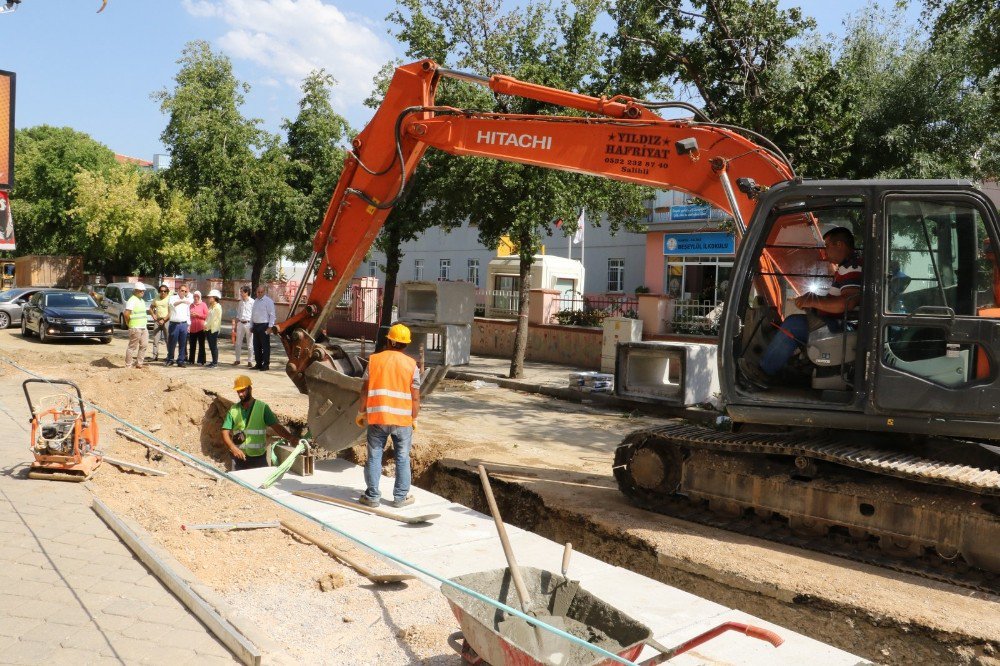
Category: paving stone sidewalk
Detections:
[{"x1": 0, "y1": 377, "x2": 236, "y2": 665}]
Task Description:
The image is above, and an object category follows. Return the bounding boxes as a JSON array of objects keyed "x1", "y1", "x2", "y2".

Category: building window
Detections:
[
  {"x1": 467, "y1": 258, "x2": 480, "y2": 286},
  {"x1": 414, "y1": 259, "x2": 424, "y2": 281},
  {"x1": 439, "y1": 258, "x2": 451, "y2": 281},
  {"x1": 607, "y1": 258, "x2": 625, "y2": 292},
  {"x1": 368, "y1": 260, "x2": 378, "y2": 278}
]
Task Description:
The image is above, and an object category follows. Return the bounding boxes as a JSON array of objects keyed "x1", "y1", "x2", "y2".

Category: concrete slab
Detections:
[{"x1": 235, "y1": 460, "x2": 868, "y2": 665}]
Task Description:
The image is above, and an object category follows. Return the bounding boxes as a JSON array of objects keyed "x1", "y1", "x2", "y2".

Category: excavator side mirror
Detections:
[{"x1": 737, "y1": 178, "x2": 762, "y2": 199}]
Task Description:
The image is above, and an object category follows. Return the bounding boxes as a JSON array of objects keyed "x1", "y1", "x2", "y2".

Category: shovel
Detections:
[
  {"x1": 551, "y1": 542, "x2": 581, "y2": 617},
  {"x1": 477, "y1": 465, "x2": 569, "y2": 665}
]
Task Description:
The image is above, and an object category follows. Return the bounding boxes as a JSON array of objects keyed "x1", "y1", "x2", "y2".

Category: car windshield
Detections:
[{"x1": 45, "y1": 293, "x2": 97, "y2": 308}]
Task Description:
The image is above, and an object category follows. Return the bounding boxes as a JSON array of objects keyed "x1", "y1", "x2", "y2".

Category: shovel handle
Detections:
[{"x1": 478, "y1": 464, "x2": 533, "y2": 614}]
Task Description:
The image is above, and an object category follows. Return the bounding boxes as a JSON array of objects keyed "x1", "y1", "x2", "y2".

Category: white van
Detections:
[{"x1": 102, "y1": 282, "x2": 155, "y2": 330}]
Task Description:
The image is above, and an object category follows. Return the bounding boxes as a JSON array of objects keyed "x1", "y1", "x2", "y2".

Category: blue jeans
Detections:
[
  {"x1": 760, "y1": 314, "x2": 809, "y2": 376},
  {"x1": 363, "y1": 424, "x2": 413, "y2": 503},
  {"x1": 167, "y1": 321, "x2": 189, "y2": 364}
]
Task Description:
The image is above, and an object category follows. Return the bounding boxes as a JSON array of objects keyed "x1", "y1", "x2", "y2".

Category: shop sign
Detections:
[
  {"x1": 663, "y1": 232, "x2": 734, "y2": 255},
  {"x1": 670, "y1": 204, "x2": 712, "y2": 221}
]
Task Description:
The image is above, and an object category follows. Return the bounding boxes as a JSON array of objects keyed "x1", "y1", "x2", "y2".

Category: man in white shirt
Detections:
[
  {"x1": 166, "y1": 284, "x2": 194, "y2": 367},
  {"x1": 231, "y1": 285, "x2": 255, "y2": 368},
  {"x1": 251, "y1": 284, "x2": 276, "y2": 371}
]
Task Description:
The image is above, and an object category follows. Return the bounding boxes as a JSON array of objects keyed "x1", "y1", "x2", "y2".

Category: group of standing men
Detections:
[
  {"x1": 231, "y1": 284, "x2": 277, "y2": 371},
  {"x1": 123, "y1": 282, "x2": 224, "y2": 369}
]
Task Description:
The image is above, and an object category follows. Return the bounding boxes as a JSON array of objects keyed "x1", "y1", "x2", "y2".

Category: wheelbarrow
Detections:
[{"x1": 442, "y1": 567, "x2": 783, "y2": 666}]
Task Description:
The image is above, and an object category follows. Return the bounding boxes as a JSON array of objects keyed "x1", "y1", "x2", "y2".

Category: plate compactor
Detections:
[{"x1": 24, "y1": 379, "x2": 101, "y2": 482}]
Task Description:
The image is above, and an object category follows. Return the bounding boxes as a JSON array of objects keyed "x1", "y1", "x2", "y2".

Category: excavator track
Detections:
[{"x1": 613, "y1": 422, "x2": 1000, "y2": 594}]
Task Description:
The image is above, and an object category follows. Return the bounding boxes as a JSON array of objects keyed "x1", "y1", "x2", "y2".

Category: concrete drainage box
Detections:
[
  {"x1": 398, "y1": 281, "x2": 476, "y2": 325},
  {"x1": 615, "y1": 341, "x2": 720, "y2": 408}
]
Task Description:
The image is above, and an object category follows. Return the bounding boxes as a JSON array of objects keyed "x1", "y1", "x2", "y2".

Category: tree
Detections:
[
  {"x1": 387, "y1": 0, "x2": 649, "y2": 377},
  {"x1": 834, "y1": 10, "x2": 996, "y2": 180},
  {"x1": 69, "y1": 164, "x2": 209, "y2": 278},
  {"x1": 920, "y1": 0, "x2": 999, "y2": 177},
  {"x1": 11, "y1": 125, "x2": 117, "y2": 255},
  {"x1": 283, "y1": 70, "x2": 353, "y2": 261},
  {"x1": 155, "y1": 41, "x2": 273, "y2": 286}
]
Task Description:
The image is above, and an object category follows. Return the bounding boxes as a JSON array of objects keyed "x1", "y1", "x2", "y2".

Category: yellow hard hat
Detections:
[
  {"x1": 233, "y1": 375, "x2": 252, "y2": 391},
  {"x1": 386, "y1": 323, "x2": 411, "y2": 344}
]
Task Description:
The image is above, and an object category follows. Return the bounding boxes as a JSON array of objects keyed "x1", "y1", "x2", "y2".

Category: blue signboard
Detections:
[
  {"x1": 670, "y1": 204, "x2": 712, "y2": 221},
  {"x1": 663, "y1": 232, "x2": 735, "y2": 256}
]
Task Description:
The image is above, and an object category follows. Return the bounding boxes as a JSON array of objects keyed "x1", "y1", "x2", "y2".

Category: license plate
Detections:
[{"x1": 74, "y1": 326, "x2": 95, "y2": 332}]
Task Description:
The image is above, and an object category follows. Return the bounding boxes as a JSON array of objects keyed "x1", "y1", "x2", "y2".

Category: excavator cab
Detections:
[{"x1": 723, "y1": 180, "x2": 1000, "y2": 439}]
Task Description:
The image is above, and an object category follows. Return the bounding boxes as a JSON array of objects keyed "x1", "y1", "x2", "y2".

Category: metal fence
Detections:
[
  {"x1": 556, "y1": 294, "x2": 638, "y2": 318},
  {"x1": 326, "y1": 284, "x2": 384, "y2": 341},
  {"x1": 671, "y1": 299, "x2": 723, "y2": 336},
  {"x1": 477, "y1": 289, "x2": 521, "y2": 319}
]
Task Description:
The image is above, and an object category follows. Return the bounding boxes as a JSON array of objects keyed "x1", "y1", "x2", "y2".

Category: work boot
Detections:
[
  {"x1": 390, "y1": 495, "x2": 415, "y2": 508},
  {"x1": 358, "y1": 495, "x2": 380, "y2": 508}
]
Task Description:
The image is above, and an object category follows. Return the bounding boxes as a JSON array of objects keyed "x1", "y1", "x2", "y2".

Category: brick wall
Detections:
[{"x1": 470, "y1": 318, "x2": 602, "y2": 369}]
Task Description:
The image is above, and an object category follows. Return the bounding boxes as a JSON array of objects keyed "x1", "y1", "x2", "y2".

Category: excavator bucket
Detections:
[{"x1": 302, "y1": 345, "x2": 449, "y2": 454}]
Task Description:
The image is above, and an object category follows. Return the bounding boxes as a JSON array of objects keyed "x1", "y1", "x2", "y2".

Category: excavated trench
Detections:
[{"x1": 412, "y1": 460, "x2": 1000, "y2": 666}]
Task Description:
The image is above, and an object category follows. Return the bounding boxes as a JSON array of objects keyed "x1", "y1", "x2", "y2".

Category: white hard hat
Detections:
[
  {"x1": 133, "y1": 282, "x2": 147, "y2": 291},
  {"x1": 208, "y1": 289, "x2": 222, "y2": 299}
]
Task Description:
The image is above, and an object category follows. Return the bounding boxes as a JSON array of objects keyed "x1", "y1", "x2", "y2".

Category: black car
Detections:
[{"x1": 21, "y1": 289, "x2": 115, "y2": 343}]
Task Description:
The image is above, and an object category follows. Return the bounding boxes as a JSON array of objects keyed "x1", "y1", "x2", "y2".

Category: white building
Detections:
[{"x1": 354, "y1": 215, "x2": 648, "y2": 296}]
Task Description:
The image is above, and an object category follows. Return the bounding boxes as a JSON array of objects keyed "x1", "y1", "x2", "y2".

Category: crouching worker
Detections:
[
  {"x1": 222, "y1": 374, "x2": 292, "y2": 471},
  {"x1": 356, "y1": 323, "x2": 421, "y2": 508}
]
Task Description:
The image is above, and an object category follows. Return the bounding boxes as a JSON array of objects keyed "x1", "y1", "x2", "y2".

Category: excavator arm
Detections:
[{"x1": 281, "y1": 59, "x2": 793, "y2": 452}]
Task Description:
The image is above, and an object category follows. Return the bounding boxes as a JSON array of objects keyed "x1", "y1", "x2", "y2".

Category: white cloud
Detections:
[{"x1": 182, "y1": 0, "x2": 395, "y2": 115}]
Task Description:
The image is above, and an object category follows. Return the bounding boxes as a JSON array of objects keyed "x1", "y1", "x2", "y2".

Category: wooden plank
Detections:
[
  {"x1": 103, "y1": 455, "x2": 168, "y2": 477},
  {"x1": 92, "y1": 498, "x2": 264, "y2": 666}
]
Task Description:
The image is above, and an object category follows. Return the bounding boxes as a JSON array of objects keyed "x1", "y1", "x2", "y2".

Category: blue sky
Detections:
[{"x1": 1, "y1": 0, "x2": 921, "y2": 161}]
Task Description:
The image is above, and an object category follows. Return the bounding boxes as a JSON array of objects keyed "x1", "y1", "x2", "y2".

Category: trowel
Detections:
[{"x1": 551, "y1": 542, "x2": 580, "y2": 617}]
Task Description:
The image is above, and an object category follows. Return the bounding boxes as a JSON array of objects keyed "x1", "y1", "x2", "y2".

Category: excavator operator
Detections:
[{"x1": 742, "y1": 226, "x2": 862, "y2": 388}]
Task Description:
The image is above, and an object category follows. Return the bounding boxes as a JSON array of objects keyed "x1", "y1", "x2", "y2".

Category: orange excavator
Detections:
[{"x1": 277, "y1": 60, "x2": 1000, "y2": 589}]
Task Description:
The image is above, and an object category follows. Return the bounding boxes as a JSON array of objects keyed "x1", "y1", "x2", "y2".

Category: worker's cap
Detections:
[
  {"x1": 132, "y1": 282, "x2": 147, "y2": 292},
  {"x1": 193, "y1": 290, "x2": 202, "y2": 297},
  {"x1": 386, "y1": 323, "x2": 411, "y2": 344},
  {"x1": 208, "y1": 289, "x2": 222, "y2": 299},
  {"x1": 233, "y1": 375, "x2": 252, "y2": 391}
]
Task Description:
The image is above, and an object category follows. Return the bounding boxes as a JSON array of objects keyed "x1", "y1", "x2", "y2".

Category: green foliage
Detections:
[
  {"x1": 554, "y1": 308, "x2": 607, "y2": 327},
  {"x1": 70, "y1": 164, "x2": 210, "y2": 276},
  {"x1": 283, "y1": 70, "x2": 353, "y2": 261},
  {"x1": 607, "y1": 1, "x2": 997, "y2": 179},
  {"x1": 156, "y1": 41, "x2": 314, "y2": 287},
  {"x1": 11, "y1": 125, "x2": 117, "y2": 254}
]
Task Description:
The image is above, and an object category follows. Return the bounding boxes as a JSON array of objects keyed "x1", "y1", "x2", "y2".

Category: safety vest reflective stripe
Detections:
[
  {"x1": 365, "y1": 350, "x2": 416, "y2": 427},
  {"x1": 367, "y1": 388, "x2": 412, "y2": 399},
  {"x1": 228, "y1": 400, "x2": 268, "y2": 456},
  {"x1": 366, "y1": 405, "x2": 412, "y2": 416}
]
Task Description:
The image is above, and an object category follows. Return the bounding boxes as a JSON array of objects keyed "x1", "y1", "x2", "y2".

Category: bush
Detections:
[{"x1": 554, "y1": 308, "x2": 608, "y2": 327}]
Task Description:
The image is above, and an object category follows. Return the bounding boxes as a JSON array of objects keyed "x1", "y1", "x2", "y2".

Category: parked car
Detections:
[
  {"x1": 0, "y1": 287, "x2": 43, "y2": 329},
  {"x1": 20, "y1": 289, "x2": 115, "y2": 343},
  {"x1": 101, "y1": 282, "x2": 155, "y2": 329},
  {"x1": 78, "y1": 283, "x2": 107, "y2": 305}
]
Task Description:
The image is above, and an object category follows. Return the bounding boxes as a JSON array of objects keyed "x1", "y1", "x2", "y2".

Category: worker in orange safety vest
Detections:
[{"x1": 356, "y1": 323, "x2": 421, "y2": 508}]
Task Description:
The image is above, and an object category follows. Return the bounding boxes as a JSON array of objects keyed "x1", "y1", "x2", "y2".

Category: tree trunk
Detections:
[
  {"x1": 250, "y1": 248, "x2": 266, "y2": 295},
  {"x1": 376, "y1": 226, "x2": 403, "y2": 352},
  {"x1": 509, "y1": 231, "x2": 533, "y2": 379}
]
